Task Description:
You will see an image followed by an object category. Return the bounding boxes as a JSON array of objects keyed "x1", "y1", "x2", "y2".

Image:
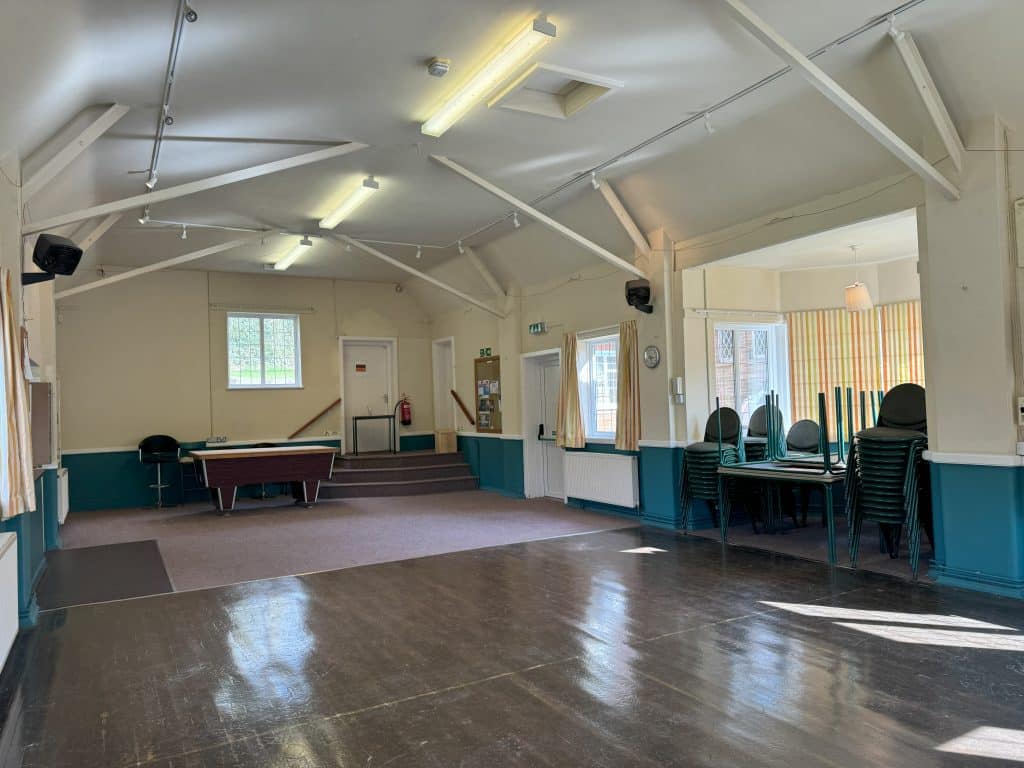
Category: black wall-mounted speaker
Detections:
[
  {"x1": 23, "y1": 234, "x2": 83, "y2": 286},
  {"x1": 33, "y1": 234, "x2": 82, "y2": 275}
]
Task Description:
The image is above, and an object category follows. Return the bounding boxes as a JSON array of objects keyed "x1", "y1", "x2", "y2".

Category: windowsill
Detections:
[
  {"x1": 584, "y1": 437, "x2": 616, "y2": 445},
  {"x1": 227, "y1": 385, "x2": 305, "y2": 391}
]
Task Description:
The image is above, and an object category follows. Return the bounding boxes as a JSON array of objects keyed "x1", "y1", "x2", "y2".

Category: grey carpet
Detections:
[
  {"x1": 37, "y1": 540, "x2": 174, "y2": 609},
  {"x1": 59, "y1": 492, "x2": 637, "y2": 592}
]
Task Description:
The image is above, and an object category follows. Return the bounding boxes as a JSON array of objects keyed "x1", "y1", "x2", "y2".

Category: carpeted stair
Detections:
[{"x1": 322, "y1": 451, "x2": 478, "y2": 498}]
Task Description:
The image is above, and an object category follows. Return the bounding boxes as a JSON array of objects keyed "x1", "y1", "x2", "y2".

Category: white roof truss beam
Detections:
[
  {"x1": 431, "y1": 155, "x2": 647, "y2": 278},
  {"x1": 55, "y1": 234, "x2": 263, "y2": 299},
  {"x1": 720, "y1": 0, "x2": 959, "y2": 201},
  {"x1": 22, "y1": 104, "x2": 130, "y2": 201},
  {"x1": 889, "y1": 24, "x2": 965, "y2": 174},
  {"x1": 330, "y1": 234, "x2": 506, "y2": 319},
  {"x1": 73, "y1": 213, "x2": 122, "y2": 253},
  {"x1": 463, "y1": 245, "x2": 506, "y2": 299},
  {"x1": 23, "y1": 142, "x2": 368, "y2": 235},
  {"x1": 598, "y1": 182, "x2": 652, "y2": 263}
]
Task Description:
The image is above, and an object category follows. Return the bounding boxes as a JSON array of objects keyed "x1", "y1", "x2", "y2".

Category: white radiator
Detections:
[
  {"x1": 57, "y1": 468, "x2": 69, "y2": 524},
  {"x1": 564, "y1": 452, "x2": 639, "y2": 508},
  {"x1": 0, "y1": 533, "x2": 17, "y2": 668}
]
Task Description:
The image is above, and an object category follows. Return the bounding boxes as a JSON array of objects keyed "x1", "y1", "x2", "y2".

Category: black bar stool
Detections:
[{"x1": 138, "y1": 435, "x2": 180, "y2": 508}]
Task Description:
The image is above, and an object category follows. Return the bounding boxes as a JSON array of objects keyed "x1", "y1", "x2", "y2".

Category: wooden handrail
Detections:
[
  {"x1": 450, "y1": 390, "x2": 475, "y2": 426},
  {"x1": 289, "y1": 398, "x2": 341, "y2": 439}
]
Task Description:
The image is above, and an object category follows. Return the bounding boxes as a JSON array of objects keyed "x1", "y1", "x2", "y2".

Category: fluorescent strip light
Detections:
[
  {"x1": 421, "y1": 16, "x2": 556, "y2": 137},
  {"x1": 319, "y1": 176, "x2": 380, "y2": 229},
  {"x1": 273, "y1": 236, "x2": 313, "y2": 271}
]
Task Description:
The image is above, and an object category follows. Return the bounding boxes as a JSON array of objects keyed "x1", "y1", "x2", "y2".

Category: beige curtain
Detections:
[
  {"x1": 0, "y1": 269, "x2": 35, "y2": 519},
  {"x1": 615, "y1": 320, "x2": 641, "y2": 451},
  {"x1": 556, "y1": 333, "x2": 585, "y2": 448}
]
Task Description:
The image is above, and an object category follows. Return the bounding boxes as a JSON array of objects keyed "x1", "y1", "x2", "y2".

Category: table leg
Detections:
[
  {"x1": 719, "y1": 476, "x2": 730, "y2": 543},
  {"x1": 212, "y1": 486, "x2": 237, "y2": 515},
  {"x1": 824, "y1": 483, "x2": 837, "y2": 565},
  {"x1": 291, "y1": 480, "x2": 320, "y2": 507}
]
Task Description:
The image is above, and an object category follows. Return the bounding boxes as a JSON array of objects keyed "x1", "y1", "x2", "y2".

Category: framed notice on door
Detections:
[{"x1": 474, "y1": 355, "x2": 502, "y2": 434}]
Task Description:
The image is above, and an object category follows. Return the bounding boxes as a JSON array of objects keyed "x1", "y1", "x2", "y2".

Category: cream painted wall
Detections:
[
  {"x1": 430, "y1": 305, "x2": 500, "y2": 432},
  {"x1": 57, "y1": 270, "x2": 434, "y2": 449}
]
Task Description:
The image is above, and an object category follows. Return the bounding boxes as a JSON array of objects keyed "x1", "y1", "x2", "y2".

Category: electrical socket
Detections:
[{"x1": 1018, "y1": 397, "x2": 1024, "y2": 427}]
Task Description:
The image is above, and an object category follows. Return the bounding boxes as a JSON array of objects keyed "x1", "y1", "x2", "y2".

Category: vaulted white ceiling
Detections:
[{"x1": 6, "y1": 0, "x2": 1020, "y2": 307}]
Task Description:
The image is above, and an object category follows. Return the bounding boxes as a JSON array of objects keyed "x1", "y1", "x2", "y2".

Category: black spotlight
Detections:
[{"x1": 22, "y1": 234, "x2": 83, "y2": 286}]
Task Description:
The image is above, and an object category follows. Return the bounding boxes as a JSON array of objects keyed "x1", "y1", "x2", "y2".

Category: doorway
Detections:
[
  {"x1": 339, "y1": 337, "x2": 397, "y2": 454},
  {"x1": 432, "y1": 337, "x2": 456, "y2": 430},
  {"x1": 521, "y1": 348, "x2": 564, "y2": 500}
]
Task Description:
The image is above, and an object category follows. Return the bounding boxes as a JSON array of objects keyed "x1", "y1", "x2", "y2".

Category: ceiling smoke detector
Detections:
[{"x1": 426, "y1": 57, "x2": 451, "y2": 78}]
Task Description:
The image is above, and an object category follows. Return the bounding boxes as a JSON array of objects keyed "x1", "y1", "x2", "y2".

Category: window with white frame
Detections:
[
  {"x1": 227, "y1": 313, "x2": 302, "y2": 388},
  {"x1": 714, "y1": 323, "x2": 788, "y2": 425},
  {"x1": 578, "y1": 333, "x2": 618, "y2": 439}
]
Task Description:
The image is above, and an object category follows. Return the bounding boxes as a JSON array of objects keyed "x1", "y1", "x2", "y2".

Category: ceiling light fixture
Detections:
[
  {"x1": 180, "y1": 225, "x2": 188, "y2": 240},
  {"x1": 512, "y1": 212, "x2": 521, "y2": 229},
  {"x1": 421, "y1": 15, "x2": 557, "y2": 137},
  {"x1": 415, "y1": 246, "x2": 422, "y2": 259},
  {"x1": 138, "y1": 207, "x2": 151, "y2": 224},
  {"x1": 145, "y1": 171, "x2": 159, "y2": 190},
  {"x1": 704, "y1": 112, "x2": 715, "y2": 135},
  {"x1": 844, "y1": 245, "x2": 874, "y2": 312},
  {"x1": 590, "y1": 171, "x2": 600, "y2": 191},
  {"x1": 319, "y1": 176, "x2": 380, "y2": 229},
  {"x1": 273, "y1": 236, "x2": 313, "y2": 271},
  {"x1": 457, "y1": 240, "x2": 465, "y2": 255},
  {"x1": 184, "y1": 4, "x2": 198, "y2": 22}
]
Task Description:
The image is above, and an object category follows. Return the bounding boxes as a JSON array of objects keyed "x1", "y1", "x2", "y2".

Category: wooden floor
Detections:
[{"x1": 0, "y1": 527, "x2": 1021, "y2": 767}]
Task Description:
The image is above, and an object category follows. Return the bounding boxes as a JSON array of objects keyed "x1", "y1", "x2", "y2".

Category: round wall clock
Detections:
[{"x1": 643, "y1": 345, "x2": 661, "y2": 369}]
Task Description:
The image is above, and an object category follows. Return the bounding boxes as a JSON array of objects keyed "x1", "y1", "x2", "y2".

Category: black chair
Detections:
[
  {"x1": 682, "y1": 407, "x2": 743, "y2": 529},
  {"x1": 786, "y1": 419, "x2": 822, "y2": 526},
  {"x1": 744, "y1": 404, "x2": 785, "y2": 461},
  {"x1": 138, "y1": 435, "x2": 180, "y2": 508}
]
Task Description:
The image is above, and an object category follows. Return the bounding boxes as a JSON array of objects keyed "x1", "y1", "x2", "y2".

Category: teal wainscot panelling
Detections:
[
  {"x1": 929, "y1": 460, "x2": 1024, "y2": 598},
  {"x1": 62, "y1": 438, "x2": 342, "y2": 513},
  {"x1": 399, "y1": 433, "x2": 435, "y2": 452},
  {"x1": 0, "y1": 472, "x2": 48, "y2": 627},
  {"x1": 638, "y1": 444, "x2": 685, "y2": 529},
  {"x1": 457, "y1": 434, "x2": 524, "y2": 497}
]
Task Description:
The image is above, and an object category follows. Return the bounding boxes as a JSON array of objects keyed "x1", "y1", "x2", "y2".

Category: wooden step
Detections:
[
  {"x1": 332, "y1": 463, "x2": 470, "y2": 483},
  {"x1": 337, "y1": 451, "x2": 462, "y2": 470},
  {"x1": 321, "y1": 475, "x2": 479, "y2": 498}
]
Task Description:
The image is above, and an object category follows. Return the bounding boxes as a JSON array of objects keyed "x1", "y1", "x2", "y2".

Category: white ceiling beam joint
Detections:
[
  {"x1": 463, "y1": 245, "x2": 506, "y2": 299},
  {"x1": 598, "y1": 182, "x2": 651, "y2": 259},
  {"x1": 330, "y1": 235, "x2": 505, "y2": 319},
  {"x1": 22, "y1": 104, "x2": 130, "y2": 201},
  {"x1": 720, "y1": 0, "x2": 959, "y2": 201},
  {"x1": 888, "y1": 25, "x2": 964, "y2": 174},
  {"x1": 73, "y1": 213, "x2": 122, "y2": 253},
  {"x1": 55, "y1": 234, "x2": 263, "y2": 299},
  {"x1": 23, "y1": 142, "x2": 368, "y2": 235},
  {"x1": 431, "y1": 155, "x2": 647, "y2": 278}
]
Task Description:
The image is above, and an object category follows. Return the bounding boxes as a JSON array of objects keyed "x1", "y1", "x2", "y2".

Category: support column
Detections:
[{"x1": 921, "y1": 116, "x2": 1024, "y2": 597}]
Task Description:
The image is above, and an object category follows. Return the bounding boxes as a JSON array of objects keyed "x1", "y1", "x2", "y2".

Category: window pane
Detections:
[
  {"x1": 228, "y1": 316, "x2": 262, "y2": 387},
  {"x1": 733, "y1": 328, "x2": 769, "y2": 424},
  {"x1": 579, "y1": 335, "x2": 618, "y2": 438},
  {"x1": 262, "y1": 317, "x2": 298, "y2": 385},
  {"x1": 715, "y1": 330, "x2": 736, "y2": 410}
]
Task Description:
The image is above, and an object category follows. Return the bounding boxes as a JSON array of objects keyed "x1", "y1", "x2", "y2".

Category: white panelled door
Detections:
[
  {"x1": 541, "y1": 359, "x2": 564, "y2": 499},
  {"x1": 343, "y1": 343, "x2": 391, "y2": 453}
]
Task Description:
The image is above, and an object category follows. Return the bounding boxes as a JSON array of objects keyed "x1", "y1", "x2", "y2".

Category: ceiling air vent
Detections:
[{"x1": 487, "y1": 64, "x2": 622, "y2": 120}]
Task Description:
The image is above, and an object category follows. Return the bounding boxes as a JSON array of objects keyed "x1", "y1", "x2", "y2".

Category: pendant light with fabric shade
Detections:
[{"x1": 844, "y1": 245, "x2": 874, "y2": 312}]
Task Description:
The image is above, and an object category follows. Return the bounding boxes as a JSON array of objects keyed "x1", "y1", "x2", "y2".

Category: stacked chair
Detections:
[
  {"x1": 846, "y1": 383, "x2": 929, "y2": 578},
  {"x1": 743, "y1": 404, "x2": 785, "y2": 462},
  {"x1": 786, "y1": 419, "x2": 822, "y2": 526},
  {"x1": 682, "y1": 406, "x2": 743, "y2": 529}
]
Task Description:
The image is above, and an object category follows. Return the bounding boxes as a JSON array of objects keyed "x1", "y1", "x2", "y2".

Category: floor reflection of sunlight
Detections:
[
  {"x1": 835, "y1": 623, "x2": 1024, "y2": 651},
  {"x1": 936, "y1": 727, "x2": 1024, "y2": 762},
  {"x1": 761, "y1": 602, "x2": 1014, "y2": 631}
]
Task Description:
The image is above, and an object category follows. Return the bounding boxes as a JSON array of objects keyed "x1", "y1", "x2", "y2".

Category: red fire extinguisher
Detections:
[{"x1": 399, "y1": 395, "x2": 412, "y2": 426}]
